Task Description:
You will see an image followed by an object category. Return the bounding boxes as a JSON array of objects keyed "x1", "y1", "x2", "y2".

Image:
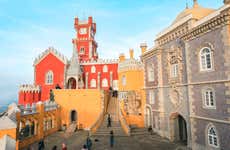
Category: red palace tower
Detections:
[{"x1": 18, "y1": 16, "x2": 118, "y2": 105}]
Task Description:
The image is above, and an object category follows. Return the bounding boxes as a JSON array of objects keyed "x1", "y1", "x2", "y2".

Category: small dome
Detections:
[{"x1": 172, "y1": 4, "x2": 215, "y2": 25}]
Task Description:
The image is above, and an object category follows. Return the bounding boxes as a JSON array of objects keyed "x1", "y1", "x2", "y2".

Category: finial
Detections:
[{"x1": 193, "y1": 0, "x2": 199, "y2": 8}]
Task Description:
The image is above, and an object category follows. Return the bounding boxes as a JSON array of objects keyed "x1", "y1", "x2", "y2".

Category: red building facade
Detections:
[{"x1": 18, "y1": 16, "x2": 118, "y2": 105}]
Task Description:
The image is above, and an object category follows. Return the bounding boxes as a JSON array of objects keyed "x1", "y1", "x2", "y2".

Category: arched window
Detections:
[
  {"x1": 203, "y1": 88, "x2": 216, "y2": 109},
  {"x1": 103, "y1": 65, "x2": 108, "y2": 73},
  {"x1": 200, "y1": 47, "x2": 213, "y2": 71},
  {"x1": 147, "y1": 63, "x2": 154, "y2": 82},
  {"x1": 122, "y1": 75, "x2": 126, "y2": 86},
  {"x1": 102, "y1": 78, "x2": 108, "y2": 87},
  {"x1": 90, "y1": 79, "x2": 96, "y2": 88},
  {"x1": 91, "y1": 66, "x2": 96, "y2": 73},
  {"x1": 207, "y1": 125, "x2": 219, "y2": 147},
  {"x1": 45, "y1": 70, "x2": 53, "y2": 85},
  {"x1": 80, "y1": 47, "x2": 85, "y2": 54}
]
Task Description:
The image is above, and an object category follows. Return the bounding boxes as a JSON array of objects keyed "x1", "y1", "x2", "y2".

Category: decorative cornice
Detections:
[
  {"x1": 33, "y1": 47, "x2": 68, "y2": 66},
  {"x1": 80, "y1": 59, "x2": 118, "y2": 65},
  {"x1": 182, "y1": 5, "x2": 230, "y2": 41},
  {"x1": 19, "y1": 84, "x2": 40, "y2": 92},
  {"x1": 141, "y1": 47, "x2": 162, "y2": 61},
  {"x1": 118, "y1": 59, "x2": 143, "y2": 72}
]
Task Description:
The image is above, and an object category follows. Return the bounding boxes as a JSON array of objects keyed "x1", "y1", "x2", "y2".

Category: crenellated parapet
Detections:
[
  {"x1": 19, "y1": 84, "x2": 40, "y2": 93},
  {"x1": 80, "y1": 59, "x2": 118, "y2": 65},
  {"x1": 118, "y1": 59, "x2": 144, "y2": 72},
  {"x1": 33, "y1": 47, "x2": 68, "y2": 66}
]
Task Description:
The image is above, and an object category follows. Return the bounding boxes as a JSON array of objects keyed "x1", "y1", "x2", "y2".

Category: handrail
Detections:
[
  {"x1": 90, "y1": 91, "x2": 110, "y2": 134},
  {"x1": 119, "y1": 108, "x2": 131, "y2": 136}
]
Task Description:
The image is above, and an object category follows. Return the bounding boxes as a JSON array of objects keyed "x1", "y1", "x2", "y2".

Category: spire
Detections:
[
  {"x1": 71, "y1": 41, "x2": 79, "y2": 64},
  {"x1": 193, "y1": 0, "x2": 199, "y2": 8}
]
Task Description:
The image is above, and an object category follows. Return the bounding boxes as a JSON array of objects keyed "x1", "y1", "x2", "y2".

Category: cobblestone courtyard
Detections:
[{"x1": 25, "y1": 131, "x2": 189, "y2": 150}]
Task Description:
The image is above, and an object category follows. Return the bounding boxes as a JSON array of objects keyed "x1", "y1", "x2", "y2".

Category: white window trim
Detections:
[
  {"x1": 45, "y1": 70, "x2": 53, "y2": 85},
  {"x1": 91, "y1": 66, "x2": 96, "y2": 73},
  {"x1": 202, "y1": 88, "x2": 216, "y2": 109},
  {"x1": 90, "y1": 79, "x2": 96, "y2": 88},
  {"x1": 102, "y1": 78, "x2": 108, "y2": 87},
  {"x1": 206, "y1": 124, "x2": 219, "y2": 148},
  {"x1": 79, "y1": 47, "x2": 85, "y2": 55},
  {"x1": 170, "y1": 63, "x2": 178, "y2": 78},
  {"x1": 122, "y1": 75, "x2": 126, "y2": 86},
  {"x1": 149, "y1": 90, "x2": 155, "y2": 105},
  {"x1": 103, "y1": 65, "x2": 108, "y2": 73},
  {"x1": 147, "y1": 63, "x2": 155, "y2": 82},
  {"x1": 199, "y1": 47, "x2": 214, "y2": 72}
]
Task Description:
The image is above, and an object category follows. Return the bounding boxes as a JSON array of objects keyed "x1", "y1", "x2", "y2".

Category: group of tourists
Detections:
[{"x1": 29, "y1": 113, "x2": 115, "y2": 150}]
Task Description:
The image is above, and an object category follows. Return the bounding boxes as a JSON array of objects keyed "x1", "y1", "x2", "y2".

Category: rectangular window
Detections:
[
  {"x1": 149, "y1": 90, "x2": 155, "y2": 104},
  {"x1": 171, "y1": 64, "x2": 178, "y2": 78}
]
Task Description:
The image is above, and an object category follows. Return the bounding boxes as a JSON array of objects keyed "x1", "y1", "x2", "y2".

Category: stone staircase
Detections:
[
  {"x1": 92, "y1": 96, "x2": 127, "y2": 136},
  {"x1": 66, "y1": 122, "x2": 77, "y2": 133},
  {"x1": 130, "y1": 127, "x2": 149, "y2": 136}
]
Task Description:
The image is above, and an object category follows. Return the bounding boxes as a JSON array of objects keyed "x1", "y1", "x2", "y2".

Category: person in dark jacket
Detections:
[
  {"x1": 107, "y1": 114, "x2": 112, "y2": 127},
  {"x1": 110, "y1": 130, "x2": 114, "y2": 147},
  {"x1": 86, "y1": 136, "x2": 92, "y2": 150},
  {"x1": 38, "y1": 139, "x2": 45, "y2": 150}
]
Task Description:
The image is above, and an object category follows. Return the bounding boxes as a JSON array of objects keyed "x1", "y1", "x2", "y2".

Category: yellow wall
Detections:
[
  {"x1": 118, "y1": 70, "x2": 144, "y2": 91},
  {"x1": 118, "y1": 58, "x2": 146, "y2": 128},
  {"x1": 0, "y1": 128, "x2": 16, "y2": 140},
  {"x1": 53, "y1": 89, "x2": 102, "y2": 129}
]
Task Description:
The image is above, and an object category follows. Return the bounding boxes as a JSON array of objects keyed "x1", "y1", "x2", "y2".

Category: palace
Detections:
[{"x1": 0, "y1": 0, "x2": 230, "y2": 150}]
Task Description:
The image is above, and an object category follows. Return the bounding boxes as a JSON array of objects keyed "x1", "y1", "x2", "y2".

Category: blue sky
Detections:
[{"x1": 0, "y1": 0, "x2": 223, "y2": 104}]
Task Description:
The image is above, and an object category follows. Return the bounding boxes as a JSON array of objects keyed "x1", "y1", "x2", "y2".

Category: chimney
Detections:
[
  {"x1": 129, "y1": 49, "x2": 134, "y2": 59},
  {"x1": 193, "y1": 0, "x2": 199, "y2": 8},
  {"x1": 140, "y1": 43, "x2": 147, "y2": 55},
  {"x1": 88, "y1": 16, "x2": 93, "y2": 23},
  {"x1": 74, "y1": 17, "x2": 79, "y2": 29},
  {"x1": 119, "y1": 53, "x2": 125, "y2": 62},
  {"x1": 224, "y1": 0, "x2": 230, "y2": 4}
]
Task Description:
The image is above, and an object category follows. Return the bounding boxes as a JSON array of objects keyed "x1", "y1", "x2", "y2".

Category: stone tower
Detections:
[{"x1": 73, "y1": 16, "x2": 98, "y2": 62}]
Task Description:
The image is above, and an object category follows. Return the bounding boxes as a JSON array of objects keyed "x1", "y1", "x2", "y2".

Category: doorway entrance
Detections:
[
  {"x1": 170, "y1": 113, "x2": 187, "y2": 144},
  {"x1": 70, "y1": 110, "x2": 77, "y2": 123},
  {"x1": 67, "y1": 77, "x2": 76, "y2": 89},
  {"x1": 145, "y1": 106, "x2": 152, "y2": 128}
]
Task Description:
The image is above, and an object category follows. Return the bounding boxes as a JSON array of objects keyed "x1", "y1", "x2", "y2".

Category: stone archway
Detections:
[
  {"x1": 170, "y1": 113, "x2": 187, "y2": 145},
  {"x1": 67, "y1": 77, "x2": 77, "y2": 89},
  {"x1": 145, "y1": 105, "x2": 152, "y2": 128},
  {"x1": 70, "y1": 110, "x2": 77, "y2": 123}
]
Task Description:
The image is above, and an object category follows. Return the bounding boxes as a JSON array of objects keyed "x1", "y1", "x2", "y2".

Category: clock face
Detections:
[{"x1": 79, "y1": 28, "x2": 87, "y2": 34}]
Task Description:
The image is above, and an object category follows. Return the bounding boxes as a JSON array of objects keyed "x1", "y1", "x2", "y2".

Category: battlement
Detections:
[
  {"x1": 74, "y1": 16, "x2": 95, "y2": 26},
  {"x1": 118, "y1": 59, "x2": 144, "y2": 72},
  {"x1": 80, "y1": 59, "x2": 118, "y2": 65},
  {"x1": 33, "y1": 47, "x2": 68, "y2": 66},
  {"x1": 19, "y1": 84, "x2": 40, "y2": 92}
]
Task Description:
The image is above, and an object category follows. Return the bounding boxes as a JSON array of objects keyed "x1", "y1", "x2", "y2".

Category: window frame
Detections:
[
  {"x1": 103, "y1": 65, "x2": 108, "y2": 73},
  {"x1": 102, "y1": 78, "x2": 108, "y2": 87},
  {"x1": 170, "y1": 63, "x2": 178, "y2": 78},
  {"x1": 149, "y1": 90, "x2": 155, "y2": 105},
  {"x1": 207, "y1": 125, "x2": 219, "y2": 148},
  {"x1": 202, "y1": 88, "x2": 216, "y2": 109},
  {"x1": 147, "y1": 63, "x2": 155, "y2": 82},
  {"x1": 45, "y1": 70, "x2": 54, "y2": 85},
  {"x1": 90, "y1": 79, "x2": 96, "y2": 88},
  {"x1": 91, "y1": 66, "x2": 96, "y2": 73},
  {"x1": 199, "y1": 47, "x2": 214, "y2": 72},
  {"x1": 79, "y1": 47, "x2": 85, "y2": 55}
]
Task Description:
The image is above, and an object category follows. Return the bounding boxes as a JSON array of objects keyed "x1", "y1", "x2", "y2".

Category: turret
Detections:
[
  {"x1": 129, "y1": 49, "x2": 134, "y2": 59},
  {"x1": 140, "y1": 43, "x2": 147, "y2": 55}
]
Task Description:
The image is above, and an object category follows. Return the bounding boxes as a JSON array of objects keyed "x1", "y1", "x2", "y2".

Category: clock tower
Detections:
[{"x1": 73, "y1": 16, "x2": 98, "y2": 62}]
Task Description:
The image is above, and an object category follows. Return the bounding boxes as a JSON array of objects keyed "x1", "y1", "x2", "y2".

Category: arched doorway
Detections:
[
  {"x1": 170, "y1": 113, "x2": 187, "y2": 144},
  {"x1": 67, "y1": 77, "x2": 76, "y2": 89},
  {"x1": 70, "y1": 110, "x2": 77, "y2": 123},
  {"x1": 145, "y1": 106, "x2": 152, "y2": 128}
]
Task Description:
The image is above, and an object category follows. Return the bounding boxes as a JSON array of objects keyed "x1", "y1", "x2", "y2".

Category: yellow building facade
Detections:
[{"x1": 118, "y1": 49, "x2": 146, "y2": 127}]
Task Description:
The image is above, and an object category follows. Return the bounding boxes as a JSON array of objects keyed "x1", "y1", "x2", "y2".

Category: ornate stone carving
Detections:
[{"x1": 169, "y1": 88, "x2": 182, "y2": 107}]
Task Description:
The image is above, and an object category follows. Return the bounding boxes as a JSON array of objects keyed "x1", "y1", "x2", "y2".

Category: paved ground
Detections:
[{"x1": 25, "y1": 131, "x2": 189, "y2": 150}]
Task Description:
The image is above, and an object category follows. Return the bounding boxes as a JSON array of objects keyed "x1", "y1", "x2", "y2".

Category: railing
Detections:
[
  {"x1": 119, "y1": 108, "x2": 131, "y2": 136},
  {"x1": 90, "y1": 91, "x2": 110, "y2": 134}
]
